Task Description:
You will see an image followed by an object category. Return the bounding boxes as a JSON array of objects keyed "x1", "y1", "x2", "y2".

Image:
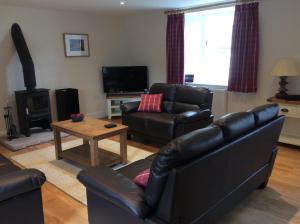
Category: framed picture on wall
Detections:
[{"x1": 63, "y1": 33, "x2": 90, "y2": 57}]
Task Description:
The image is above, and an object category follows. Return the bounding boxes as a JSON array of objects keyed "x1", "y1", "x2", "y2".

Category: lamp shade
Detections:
[{"x1": 271, "y1": 58, "x2": 300, "y2": 77}]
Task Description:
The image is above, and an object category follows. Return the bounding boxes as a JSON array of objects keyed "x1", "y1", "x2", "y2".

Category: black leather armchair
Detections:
[
  {"x1": 121, "y1": 83, "x2": 214, "y2": 143},
  {"x1": 78, "y1": 104, "x2": 284, "y2": 224},
  {"x1": 0, "y1": 155, "x2": 46, "y2": 224}
]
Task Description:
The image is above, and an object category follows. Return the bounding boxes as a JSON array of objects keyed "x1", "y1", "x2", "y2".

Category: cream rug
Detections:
[{"x1": 11, "y1": 139, "x2": 153, "y2": 205}]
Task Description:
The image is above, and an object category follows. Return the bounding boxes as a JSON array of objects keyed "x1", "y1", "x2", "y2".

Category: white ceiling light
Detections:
[{"x1": 120, "y1": 1, "x2": 125, "y2": 5}]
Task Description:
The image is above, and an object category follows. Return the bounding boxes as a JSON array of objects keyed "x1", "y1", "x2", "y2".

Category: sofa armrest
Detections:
[
  {"x1": 77, "y1": 165, "x2": 150, "y2": 218},
  {"x1": 121, "y1": 101, "x2": 140, "y2": 114},
  {"x1": 0, "y1": 169, "x2": 46, "y2": 201},
  {"x1": 175, "y1": 109, "x2": 211, "y2": 123}
]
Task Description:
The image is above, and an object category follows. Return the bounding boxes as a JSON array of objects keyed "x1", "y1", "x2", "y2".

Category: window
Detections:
[{"x1": 184, "y1": 7, "x2": 235, "y2": 86}]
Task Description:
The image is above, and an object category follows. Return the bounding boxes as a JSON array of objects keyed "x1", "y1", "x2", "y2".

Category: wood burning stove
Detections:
[
  {"x1": 15, "y1": 89, "x2": 52, "y2": 137},
  {"x1": 11, "y1": 23, "x2": 52, "y2": 136}
]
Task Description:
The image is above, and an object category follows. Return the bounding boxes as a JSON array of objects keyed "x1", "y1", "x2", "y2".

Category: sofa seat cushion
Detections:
[
  {"x1": 173, "y1": 102, "x2": 200, "y2": 114},
  {"x1": 126, "y1": 113, "x2": 149, "y2": 132},
  {"x1": 118, "y1": 159, "x2": 152, "y2": 180},
  {"x1": 146, "y1": 113, "x2": 176, "y2": 140},
  {"x1": 145, "y1": 154, "x2": 157, "y2": 162},
  {"x1": 127, "y1": 112, "x2": 176, "y2": 140}
]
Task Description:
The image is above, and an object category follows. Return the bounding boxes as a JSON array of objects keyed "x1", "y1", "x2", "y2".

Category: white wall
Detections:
[
  {"x1": 0, "y1": 6, "x2": 124, "y2": 133},
  {"x1": 119, "y1": 12, "x2": 167, "y2": 85}
]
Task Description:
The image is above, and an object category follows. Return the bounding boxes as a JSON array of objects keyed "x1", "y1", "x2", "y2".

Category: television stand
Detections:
[{"x1": 106, "y1": 94, "x2": 141, "y2": 119}]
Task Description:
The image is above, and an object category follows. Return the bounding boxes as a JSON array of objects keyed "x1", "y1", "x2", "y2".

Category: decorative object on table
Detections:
[
  {"x1": 185, "y1": 74, "x2": 194, "y2": 84},
  {"x1": 3, "y1": 106, "x2": 18, "y2": 140},
  {"x1": 63, "y1": 33, "x2": 90, "y2": 57},
  {"x1": 271, "y1": 58, "x2": 300, "y2": 99},
  {"x1": 104, "y1": 123, "x2": 117, "y2": 129},
  {"x1": 70, "y1": 113, "x2": 84, "y2": 122}
]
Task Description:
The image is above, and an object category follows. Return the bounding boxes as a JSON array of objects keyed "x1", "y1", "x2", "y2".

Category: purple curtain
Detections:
[
  {"x1": 166, "y1": 13, "x2": 184, "y2": 84},
  {"x1": 228, "y1": 3, "x2": 259, "y2": 93}
]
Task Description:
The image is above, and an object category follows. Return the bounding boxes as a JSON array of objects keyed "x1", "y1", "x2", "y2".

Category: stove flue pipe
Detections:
[{"x1": 11, "y1": 23, "x2": 36, "y2": 91}]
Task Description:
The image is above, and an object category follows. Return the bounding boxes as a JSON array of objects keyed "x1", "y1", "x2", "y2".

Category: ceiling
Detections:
[{"x1": 0, "y1": 0, "x2": 229, "y2": 14}]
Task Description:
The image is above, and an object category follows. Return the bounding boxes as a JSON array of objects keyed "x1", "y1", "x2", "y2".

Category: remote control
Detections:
[{"x1": 105, "y1": 123, "x2": 117, "y2": 128}]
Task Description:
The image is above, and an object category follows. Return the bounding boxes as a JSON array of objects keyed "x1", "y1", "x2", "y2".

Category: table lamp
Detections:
[{"x1": 271, "y1": 58, "x2": 300, "y2": 99}]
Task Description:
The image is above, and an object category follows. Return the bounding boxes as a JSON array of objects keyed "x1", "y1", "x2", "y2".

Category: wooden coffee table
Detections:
[{"x1": 51, "y1": 117, "x2": 128, "y2": 167}]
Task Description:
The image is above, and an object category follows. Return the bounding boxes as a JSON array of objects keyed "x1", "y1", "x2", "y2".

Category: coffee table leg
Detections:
[
  {"x1": 120, "y1": 131, "x2": 127, "y2": 164},
  {"x1": 90, "y1": 139, "x2": 99, "y2": 166},
  {"x1": 54, "y1": 129, "x2": 62, "y2": 160}
]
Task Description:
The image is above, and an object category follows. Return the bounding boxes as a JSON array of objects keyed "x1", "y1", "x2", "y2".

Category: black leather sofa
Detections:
[
  {"x1": 0, "y1": 155, "x2": 46, "y2": 224},
  {"x1": 78, "y1": 104, "x2": 284, "y2": 224},
  {"x1": 121, "y1": 83, "x2": 214, "y2": 144}
]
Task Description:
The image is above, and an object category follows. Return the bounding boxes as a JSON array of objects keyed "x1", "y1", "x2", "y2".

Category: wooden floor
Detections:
[{"x1": 0, "y1": 132, "x2": 300, "y2": 223}]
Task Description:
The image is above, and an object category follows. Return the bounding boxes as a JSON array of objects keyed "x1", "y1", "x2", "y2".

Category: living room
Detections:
[{"x1": 0, "y1": 0, "x2": 300, "y2": 223}]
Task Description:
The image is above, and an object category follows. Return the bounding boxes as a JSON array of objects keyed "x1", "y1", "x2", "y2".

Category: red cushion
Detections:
[
  {"x1": 133, "y1": 168, "x2": 150, "y2": 188},
  {"x1": 138, "y1": 94, "x2": 163, "y2": 112}
]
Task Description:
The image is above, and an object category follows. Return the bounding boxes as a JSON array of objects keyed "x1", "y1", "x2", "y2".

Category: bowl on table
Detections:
[{"x1": 71, "y1": 113, "x2": 84, "y2": 122}]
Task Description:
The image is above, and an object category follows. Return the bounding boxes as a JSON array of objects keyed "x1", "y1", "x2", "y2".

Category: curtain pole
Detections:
[{"x1": 165, "y1": 0, "x2": 259, "y2": 15}]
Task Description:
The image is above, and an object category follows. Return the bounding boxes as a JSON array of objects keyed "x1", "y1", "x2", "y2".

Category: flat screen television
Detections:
[{"x1": 102, "y1": 66, "x2": 148, "y2": 93}]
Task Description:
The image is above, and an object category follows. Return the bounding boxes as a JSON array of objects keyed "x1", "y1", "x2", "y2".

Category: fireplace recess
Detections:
[{"x1": 11, "y1": 23, "x2": 52, "y2": 136}]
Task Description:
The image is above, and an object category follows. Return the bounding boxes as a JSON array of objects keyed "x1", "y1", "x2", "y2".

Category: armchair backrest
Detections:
[
  {"x1": 174, "y1": 84, "x2": 213, "y2": 111},
  {"x1": 150, "y1": 83, "x2": 176, "y2": 113},
  {"x1": 149, "y1": 83, "x2": 213, "y2": 114},
  {"x1": 145, "y1": 104, "x2": 284, "y2": 223}
]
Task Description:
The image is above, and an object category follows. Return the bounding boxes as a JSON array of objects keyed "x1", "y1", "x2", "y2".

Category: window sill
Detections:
[{"x1": 186, "y1": 83, "x2": 228, "y2": 91}]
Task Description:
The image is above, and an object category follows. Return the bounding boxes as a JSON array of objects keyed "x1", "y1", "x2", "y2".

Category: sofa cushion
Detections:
[
  {"x1": 175, "y1": 85, "x2": 211, "y2": 107},
  {"x1": 118, "y1": 159, "x2": 152, "y2": 180},
  {"x1": 145, "y1": 125, "x2": 224, "y2": 208},
  {"x1": 248, "y1": 104, "x2": 279, "y2": 126},
  {"x1": 127, "y1": 112, "x2": 176, "y2": 140},
  {"x1": 138, "y1": 94, "x2": 163, "y2": 112},
  {"x1": 133, "y1": 169, "x2": 150, "y2": 189},
  {"x1": 173, "y1": 102, "x2": 200, "y2": 114},
  {"x1": 150, "y1": 83, "x2": 176, "y2": 101},
  {"x1": 161, "y1": 101, "x2": 174, "y2": 113},
  {"x1": 126, "y1": 112, "x2": 148, "y2": 132},
  {"x1": 146, "y1": 113, "x2": 176, "y2": 140},
  {"x1": 214, "y1": 112, "x2": 255, "y2": 142},
  {"x1": 175, "y1": 110, "x2": 211, "y2": 123}
]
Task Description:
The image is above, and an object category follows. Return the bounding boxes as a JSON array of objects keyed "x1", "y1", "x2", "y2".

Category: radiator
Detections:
[{"x1": 211, "y1": 88, "x2": 228, "y2": 120}]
